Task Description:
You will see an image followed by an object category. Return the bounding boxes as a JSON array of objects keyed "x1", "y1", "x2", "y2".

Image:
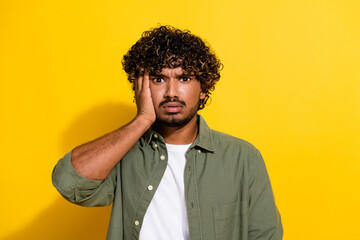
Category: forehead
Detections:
[
  {"x1": 156, "y1": 67, "x2": 184, "y2": 76},
  {"x1": 149, "y1": 67, "x2": 197, "y2": 81}
]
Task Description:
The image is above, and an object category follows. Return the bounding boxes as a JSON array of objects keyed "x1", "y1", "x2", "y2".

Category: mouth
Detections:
[{"x1": 162, "y1": 102, "x2": 183, "y2": 113}]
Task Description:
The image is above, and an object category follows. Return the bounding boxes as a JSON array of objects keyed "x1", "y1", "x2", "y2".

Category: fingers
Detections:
[
  {"x1": 133, "y1": 69, "x2": 156, "y2": 123},
  {"x1": 142, "y1": 70, "x2": 150, "y2": 92},
  {"x1": 135, "y1": 70, "x2": 150, "y2": 94},
  {"x1": 135, "y1": 75, "x2": 142, "y2": 97},
  {"x1": 135, "y1": 69, "x2": 145, "y2": 100}
]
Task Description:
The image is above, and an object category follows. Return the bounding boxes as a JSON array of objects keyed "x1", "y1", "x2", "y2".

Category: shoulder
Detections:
[
  {"x1": 211, "y1": 130, "x2": 263, "y2": 170},
  {"x1": 211, "y1": 130, "x2": 265, "y2": 173},
  {"x1": 210, "y1": 129, "x2": 259, "y2": 153}
]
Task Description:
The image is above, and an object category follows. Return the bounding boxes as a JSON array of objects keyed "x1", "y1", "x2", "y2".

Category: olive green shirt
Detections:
[{"x1": 52, "y1": 115, "x2": 283, "y2": 240}]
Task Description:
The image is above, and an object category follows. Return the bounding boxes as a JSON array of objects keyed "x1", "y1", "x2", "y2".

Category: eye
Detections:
[
  {"x1": 152, "y1": 77, "x2": 164, "y2": 83},
  {"x1": 180, "y1": 76, "x2": 191, "y2": 82}
]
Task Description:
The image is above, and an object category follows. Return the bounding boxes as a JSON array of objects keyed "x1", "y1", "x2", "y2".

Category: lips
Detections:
[{"x1": 162, "y1": 102, "x2": 183, "y2": 113}]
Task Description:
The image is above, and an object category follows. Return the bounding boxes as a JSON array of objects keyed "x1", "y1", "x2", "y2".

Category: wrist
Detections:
[{"x1": 134, "y1": 114, "x2": 155, "y2": 129}]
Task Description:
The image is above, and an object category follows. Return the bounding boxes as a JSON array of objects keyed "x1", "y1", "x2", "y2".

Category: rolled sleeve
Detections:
[{"x1": 52, "y1": 151, "x2": 116, "y2": 207}]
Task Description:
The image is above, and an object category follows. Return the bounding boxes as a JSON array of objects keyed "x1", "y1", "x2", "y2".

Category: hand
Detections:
[{"x1": 135, "y1": 70, "x2": 156, "y2": 125}]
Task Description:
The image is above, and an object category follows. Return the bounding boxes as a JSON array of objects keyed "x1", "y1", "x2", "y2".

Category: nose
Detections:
[{"x1": 164, "y1": 79, "x2": 179, "y2": 99}]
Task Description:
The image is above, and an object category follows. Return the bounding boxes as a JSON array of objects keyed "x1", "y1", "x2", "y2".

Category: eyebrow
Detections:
[{"x1": 149, "y1": 74, "x2": 195, "y2": 78}]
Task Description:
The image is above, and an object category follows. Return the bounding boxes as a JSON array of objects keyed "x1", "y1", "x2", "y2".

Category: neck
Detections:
[{"x1": 154, "y1": 115, "x2": 198, "y2": 145}]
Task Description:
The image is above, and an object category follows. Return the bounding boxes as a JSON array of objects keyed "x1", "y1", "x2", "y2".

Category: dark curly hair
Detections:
[{"x1": 122, "y1": 25, "x2": 223, "y2": 109}]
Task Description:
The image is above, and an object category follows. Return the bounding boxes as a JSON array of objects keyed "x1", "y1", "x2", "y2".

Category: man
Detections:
[{"x1": 52, "y1": 25, "x2": 283, "y2": 240}]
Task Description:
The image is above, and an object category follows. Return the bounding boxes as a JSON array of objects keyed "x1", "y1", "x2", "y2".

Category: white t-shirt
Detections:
[{"x1": 139, "y1": 143, "x2": 191, "y2": 240}]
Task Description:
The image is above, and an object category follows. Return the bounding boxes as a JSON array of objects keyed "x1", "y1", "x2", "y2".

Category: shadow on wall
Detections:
[
  {"x1": 3, "y1": 102, "x2": 137, "y2": 240},
  {"x1": 3, "y1": 198, "x2": 113, "y2": 240},
  {"x1": 60, "y1": 102, "x2": 137, "y2": 153}
]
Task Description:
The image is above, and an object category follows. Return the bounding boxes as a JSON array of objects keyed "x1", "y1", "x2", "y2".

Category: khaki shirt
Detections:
[{"x1": 52, "y1": 115, "x2": 283, "y2": 240}]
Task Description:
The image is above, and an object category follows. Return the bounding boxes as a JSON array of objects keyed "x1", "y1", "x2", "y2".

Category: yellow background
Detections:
[{"x1": 1, "y1": 0, "x2": 359, "y2": 239}]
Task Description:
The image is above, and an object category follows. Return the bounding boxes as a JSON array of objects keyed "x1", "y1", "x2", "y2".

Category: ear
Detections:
[{"x1": 200, "y1": 91, "x2": 206, "y2": 100}]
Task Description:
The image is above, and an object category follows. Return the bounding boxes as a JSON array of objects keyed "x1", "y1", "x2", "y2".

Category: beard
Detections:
[{"x1": 155, "y1": 99, "x2": 200, "y2": 127}]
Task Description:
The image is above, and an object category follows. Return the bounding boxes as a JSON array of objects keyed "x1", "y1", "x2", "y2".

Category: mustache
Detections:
[{"x1": 159, "y1": 98, "x2": 186, "y2": 107}]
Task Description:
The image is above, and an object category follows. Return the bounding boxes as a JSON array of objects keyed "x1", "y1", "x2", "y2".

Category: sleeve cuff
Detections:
[{"x1": 52, "y1": 151, "x2": 103, "y2": 193}]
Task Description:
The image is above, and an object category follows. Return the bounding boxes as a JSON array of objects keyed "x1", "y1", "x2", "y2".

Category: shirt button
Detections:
[
  {"x1": 154, "y1": 144, "x2": 158, "y2": 148},
  {"x1": 198, "y1": 150, "x2": 201, "y2": 153},
  {"x1": 148, "y1": 185, "x2": 153, "y2": 191},
  {"x1": 153, "y1": 133, "x2": 158, "y2": 139},
  {"x1": 160, "y1": 155, "x2": 165, "y2": 160},
  {"x1": 135, "y1": 220, "x2": 140, "y2": 226}
]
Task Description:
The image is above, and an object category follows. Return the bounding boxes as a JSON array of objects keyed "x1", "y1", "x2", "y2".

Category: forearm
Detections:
[{"x1": 71, "y1": 115, "x2": 152, "y2": 180}]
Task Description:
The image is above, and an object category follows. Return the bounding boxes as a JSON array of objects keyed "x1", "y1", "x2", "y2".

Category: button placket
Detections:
[{"x1": 131, "y1": 136, "x2": 169, "y2": 239}]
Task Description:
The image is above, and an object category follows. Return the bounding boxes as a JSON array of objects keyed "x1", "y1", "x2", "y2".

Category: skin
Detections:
[
  {"x1": 70, "y1": 67, "x2": 204, "y2": 180},
  {"x1": 150, "y1": 67, "x2": 205, "y2": 144}
]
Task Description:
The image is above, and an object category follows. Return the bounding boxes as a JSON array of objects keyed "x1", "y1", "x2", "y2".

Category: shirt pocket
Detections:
[{"x1": 213, "y1": 201, "x2": 241, "y2": 240}]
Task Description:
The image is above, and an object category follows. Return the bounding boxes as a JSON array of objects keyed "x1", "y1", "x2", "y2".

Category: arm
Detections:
[
  {"x1": 248, "y1": 150, "x2": 283, "y2": 240},
  {"x1": 52, "y1": 72, "x2": 155, "y2": 205},
  {"x1": 70, "y1": 71, "x2": 155, "y2": 180}
]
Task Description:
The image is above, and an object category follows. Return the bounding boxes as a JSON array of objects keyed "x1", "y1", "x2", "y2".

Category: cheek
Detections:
[{"x1": 187, "y1": 86, "x2": 203, "y2": 100}]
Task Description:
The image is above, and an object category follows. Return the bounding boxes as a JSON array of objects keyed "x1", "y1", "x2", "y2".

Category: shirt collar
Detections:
[
  {"x1": 141, "y1": 114, "x2": 215, "y2": 152},
  {"x1": 192, "y1": 114, "x2": 215, "y2": 152}
]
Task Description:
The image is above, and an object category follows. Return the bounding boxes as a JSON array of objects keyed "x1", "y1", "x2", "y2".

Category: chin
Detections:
[{"x1": 156, "y1": 113, "x2": 195, "y2": 127}]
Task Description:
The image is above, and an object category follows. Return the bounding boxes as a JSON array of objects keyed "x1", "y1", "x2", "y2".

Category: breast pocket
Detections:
[{"x1": 213, "y1": 201, "x2": 241, "y2": 240}]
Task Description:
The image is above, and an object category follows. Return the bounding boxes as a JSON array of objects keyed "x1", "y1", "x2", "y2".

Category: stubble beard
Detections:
[{"x1": 155, "y1": 100, "x2": 200, "y2": 128}]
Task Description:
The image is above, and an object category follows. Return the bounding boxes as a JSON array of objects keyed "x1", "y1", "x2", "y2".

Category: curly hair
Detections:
[{"x1": 122, "y1": 25, "x2": 223, "y2": 110}]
